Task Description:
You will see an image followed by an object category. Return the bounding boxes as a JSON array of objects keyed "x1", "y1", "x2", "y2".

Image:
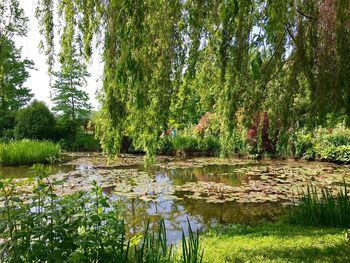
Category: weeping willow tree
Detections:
[{"x1": 36, "y1": 0, "x2": 350, "y2": 161}]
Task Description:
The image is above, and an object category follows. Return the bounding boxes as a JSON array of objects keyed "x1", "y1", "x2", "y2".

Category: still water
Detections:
[{"x1": 1, "y1": 156, "x2": 348, "y2": 242}]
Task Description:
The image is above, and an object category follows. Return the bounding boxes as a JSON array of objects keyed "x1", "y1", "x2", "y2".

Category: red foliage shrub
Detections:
[{"x1": 247, "y1": 111, "x2": 275, "y2": 153}]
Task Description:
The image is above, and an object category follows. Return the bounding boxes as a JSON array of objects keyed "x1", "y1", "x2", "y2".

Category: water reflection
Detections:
[
  {"x1": 105, "y1": 164, "x2": 287, "y2": 243},
  {"x1": 0, "y1": 164, "x2": 75, "y2": 178}
]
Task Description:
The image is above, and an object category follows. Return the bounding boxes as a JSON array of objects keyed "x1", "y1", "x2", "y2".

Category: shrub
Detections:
[
  {"x1": 294, "y1": 133, "x2": 315, "y2": 160},
  {"x1": 59, "y1": 133, "x2": 100, "y2": 152},
  {"x1": 197, "y1": 136, "x2": 221, "y2": 155},
  {"x1": 289, "y1": 183, "x2": 350, "y2": 227},
  {"x1": 193, "y1": 112, "x2": 220, "y2": 137},
  {"x1": 316, "y1": 126, "x2": 350, "y2": 148},
  {"x1": 0, "y1": 140, "x2": 60, "y2": 166},
  {"x1": 157, "y1": 136, "x2": 174, "y2": 155},
  {"x1": 247, "y1": 112, "x2": 276, "y2": 154},
  {"x1": 172, "y1": 135, "x2": 198, "y2": 153},
  {"x1": 14, "y1": 100, "x2": 56, "y2": 140},
  {"x1": 0, "y1": 110, "x2": 15, "y2": 139},
  {"x1": 318, "y1": 145, "x2": 350, "y2": 164},
  {"x1": 0, "y1": 166, "x2": 203, "y2": 262}
]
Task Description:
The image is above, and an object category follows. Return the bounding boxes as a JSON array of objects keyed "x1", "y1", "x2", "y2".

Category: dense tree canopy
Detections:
[
  {"x1": 36, "y1": 0, "x2": 350, "y2": 161},
  {"x1": 0, "y1": 0, "x2": 33, "y2": 137},
  {"x1": 14, "y1": 100, "x2": 56, "y2": 140}
]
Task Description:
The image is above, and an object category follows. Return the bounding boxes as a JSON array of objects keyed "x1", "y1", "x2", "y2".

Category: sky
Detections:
[{"x1": 16, "y1": 0, "x2": 102, "y2": 109}]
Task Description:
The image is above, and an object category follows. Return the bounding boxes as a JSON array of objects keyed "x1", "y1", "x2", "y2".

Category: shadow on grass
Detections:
[{"x1": 211, "y1": 222, "x2": 347, "y2": 238}]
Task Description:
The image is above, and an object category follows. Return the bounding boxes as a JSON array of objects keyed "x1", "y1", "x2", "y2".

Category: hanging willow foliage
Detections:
[{"x1": 36, "y1": 0, "x2": 350, "y2": 161}]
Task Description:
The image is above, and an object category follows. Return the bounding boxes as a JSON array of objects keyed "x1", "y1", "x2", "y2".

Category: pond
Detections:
[{"x1": 1, "y1": 153, "x2": 350, "y2": 243}]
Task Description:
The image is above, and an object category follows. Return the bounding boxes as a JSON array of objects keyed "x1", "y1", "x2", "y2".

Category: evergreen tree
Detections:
[{"x1": 51, "y1": 52, "x2": 92, "y2": 135}]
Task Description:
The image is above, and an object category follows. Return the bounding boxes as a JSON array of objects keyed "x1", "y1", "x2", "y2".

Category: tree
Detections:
[
  {"x1": 51, "y1": 51, "x2": 92, "y2": 135},
  {"x1": 14, "y1": 100, "x2": 56, "y2": 140},
  {"x1": 0, "y1": 0, "x2": 33, "y2": 137},
  {"x1": 36, "y1": 0, "x2": 350, "y2": 161}
]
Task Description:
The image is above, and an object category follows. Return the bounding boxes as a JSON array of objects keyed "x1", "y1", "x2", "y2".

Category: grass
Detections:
[
  {"x1": 289, "y1": 184, "x2": 350, "y2": 228},
  {"x1": 201, "y1": 223, "x2": 350, "y2": 263},
  {"x1": 0, "y1": 140, "x2": 60, "y2": 166}
]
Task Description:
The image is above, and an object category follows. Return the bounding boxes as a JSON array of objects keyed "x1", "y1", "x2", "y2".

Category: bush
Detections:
[
  {"x1": 0, "y1": 140, "x2": 60, "y2": 166},
  {"x1": 197, "y1": 136, "x2": 221, "y2": 155},
  {"x1": 316, "y1": 126, "x2": 350, "y2": 148},
  {"x1": 59, "y1": 133, "x2": 100, "y2": 152},
  {"x1": 172, "y1": 135, "x2": 198, "y2": 153},
  {"x1": 0, "y1": 110, "x2": 15, "y2": 139},
  {"x1": 14, "y1": 100, "x2": 56, "y2": 140},
  {"x1": 157, "y1": 136, "x2": 174, "y2": 155},
  {"x1": 294, "y1": 132, "x2": 315, "y2": 160},
  {"x1": 318, "y1": 145, "x2": 350, "y2": 164},
  {"x1": 0, "y1": 167, "x2": 203, "y2": 262}
]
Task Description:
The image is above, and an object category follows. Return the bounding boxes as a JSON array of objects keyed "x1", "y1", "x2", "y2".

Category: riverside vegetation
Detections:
[
  {"x1": 0, "y1": 140, "x2": 60, "y2": 166},
  {"x1": 0, "y1": 165, "x2": 203, "y2": 262}
]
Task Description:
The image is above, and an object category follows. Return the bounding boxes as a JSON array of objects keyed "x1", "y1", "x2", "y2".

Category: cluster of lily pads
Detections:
[{"x1": 6, "y1": 154, "x2": 350, "y2": 206}]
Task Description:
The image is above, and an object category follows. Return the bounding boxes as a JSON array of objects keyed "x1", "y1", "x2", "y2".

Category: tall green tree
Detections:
[
  {"x1": 51, "y1": 52, "x2": 92, "y2": 135},
  {"x1": 0, "y1": 0, "x2": 33, "y2": 137}
]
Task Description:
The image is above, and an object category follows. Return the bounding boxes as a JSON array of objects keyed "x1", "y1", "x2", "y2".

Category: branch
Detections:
[
  {"x1": 297, "y1": 8, "x2": 314, "y2": 20},
  {"x1": 261, "y1": 30, "x2": 287, "y2": 74}
]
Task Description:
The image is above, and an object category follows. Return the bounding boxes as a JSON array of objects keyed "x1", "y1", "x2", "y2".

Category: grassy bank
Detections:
[
  {"x1": 201, "y1": 223, "x2": 350, "y2": 263},
  {"x1": 0, "y1": 140, "x2": 60, "y2": 166}
]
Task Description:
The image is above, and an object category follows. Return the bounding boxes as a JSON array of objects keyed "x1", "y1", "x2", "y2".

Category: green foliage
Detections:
[
  {"x1": 172, "y1": 136, "x2": 198, "y2": 153},
  {"x1": 158, "y1": 135, "x2": 221, "y2": 156},
  {"x1": 318, "y1": 145, "x2": 350, "y2": 164},
  {"x1": 35, "y1": 0, "x2": 350, "y2": 162},
  {"x1": 157, "y1": 137, "x2": 174, "y2": 155},
  {"x1": 0, "y1": 1, "x2": 33, "y2": 139},
  {"x1": 14, "y1": 100, "x2": 56, "y2": 140},
  {"x1": 289, "y1": 184, "x2": 350, "y2": 228},
  {"x1": 0, "y1": 167, "x2": 203, "y2": 262},
  {"x1": 0, "y1": 38, "x2": 33, "y2": 112},
  {"x1": 197, "y1": 137, "x2": 221, "y2": 155},
  {"x1": 294, "y1": 132, "x2": 316, "y2": 160},
  {"x1": 0, "y1": 110, "x2": 15, "y2": 140},
  {"x1": 289, "y1": 126, "x2": 350, "y2": 163},
  {"x1": 52, "y1": 49, "x2": 92, "y2": 136},
  {"x1": 59, "y1": 133, "x2": 100, "y2": 152},
  {"x1": 0, "y1": 140, "x2": 60, "y2": 166},
  {"x1": 316, "y1": 126, "x2": 350, "y2": 148}
]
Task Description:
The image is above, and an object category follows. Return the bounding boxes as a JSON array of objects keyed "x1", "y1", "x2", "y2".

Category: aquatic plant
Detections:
[
  {"x1": 289, "y1": 182, "x2": 350, "y2": 227},
  {"x1": 0, "y1": 140, "x2": 61, "y2": 166},
  {"x1": 0, "y1": 165, "x2": 203, "y2": 262}
]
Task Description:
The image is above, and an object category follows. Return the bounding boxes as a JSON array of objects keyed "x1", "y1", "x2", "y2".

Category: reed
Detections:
[{"x1": 289, "y1": 182, "x2": 350, "y2": 227}]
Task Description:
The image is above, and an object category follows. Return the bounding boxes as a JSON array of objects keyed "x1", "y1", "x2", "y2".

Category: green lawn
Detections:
[{"x1": 201, "y1": 223, "x2": 350, "y2": 263}]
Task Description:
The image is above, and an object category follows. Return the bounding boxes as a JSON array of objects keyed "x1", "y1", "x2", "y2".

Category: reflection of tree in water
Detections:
[
  {"x1": 120, "y1": 193, "x2": 287, "y2": 244},
  {"x1": 121, "y1": 196, "x2": 202, "y2": 243},
  {"x1": 107, "y1": 163, "x2": 290, "y2": 242},
  {"x1": 176, "y1": 198, "x2": 288, "y2": 225},
  {"x1": 165, "y1": 165, "x2": 253, "y2": 186}
]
